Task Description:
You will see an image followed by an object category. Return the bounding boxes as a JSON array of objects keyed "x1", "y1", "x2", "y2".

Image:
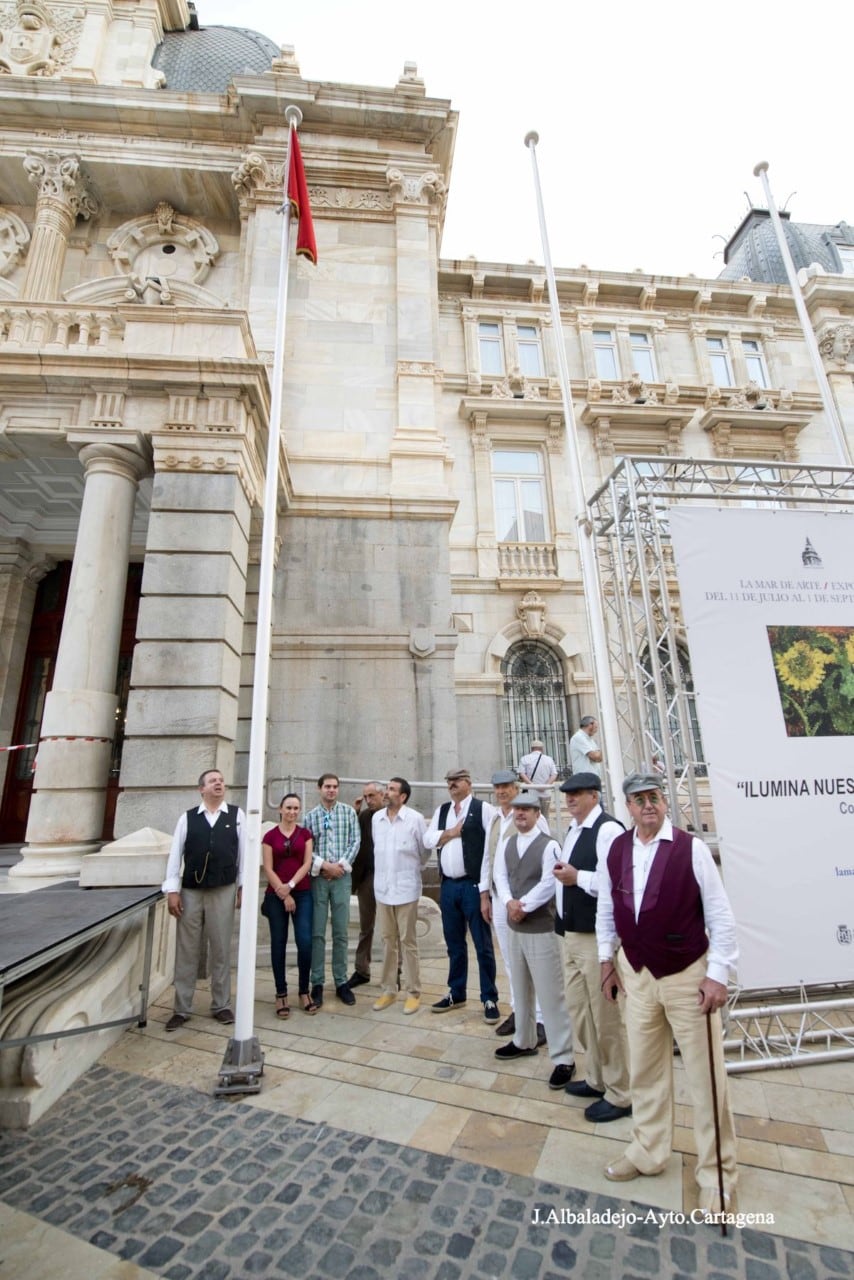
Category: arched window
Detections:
[{"x1": 501, "y1": 641, "x2": 571, "y2": 772}]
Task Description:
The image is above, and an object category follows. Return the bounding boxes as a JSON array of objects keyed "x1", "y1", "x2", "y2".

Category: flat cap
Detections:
[
  {"x1": 491, "y1": 768, "x2": 518, "y2": 785},
  {"x1": 510, "y1": 789, "x2": 542, "y2": 808},
  {"x1": 445, "y1": 767, "x2": 471, "y2": 782},
  {"x1": 560, "y1": 771, "x2": 602, "y2": 793},
  {"x1": 622, "y1": 771, "x2": 665, "y2": 796}
]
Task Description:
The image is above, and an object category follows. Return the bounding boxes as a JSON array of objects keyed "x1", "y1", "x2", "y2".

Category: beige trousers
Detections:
[
  {"x1": 618, "y1": 952, "x2": 738, "y2": 1190},
  {"x1": 172, "y1": 883, "x2": 236, "y2": 1017},
  {"x1": 563, "y1": 930, "x2": 630, "y2": 1107},
  {"x1": 377, "y1": 899, "x2": 420, "y2": 997}
]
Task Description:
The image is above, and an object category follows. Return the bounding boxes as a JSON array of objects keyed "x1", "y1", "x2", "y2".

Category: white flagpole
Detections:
[
  {"x1": 753, "y1": 162, "x2": 852, "y2": 467},
  {"x1": 216, "y1": 103, "x2": 302, "y2": 1092},
  {"x1": 524, "y1": 131, "x2": 627, "y2": 819}
]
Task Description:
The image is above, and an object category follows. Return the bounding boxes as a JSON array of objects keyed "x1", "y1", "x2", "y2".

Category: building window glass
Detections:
[
  {"x1": 629, "y1": 331, "x2": 657, "y2": 382},
  {"x1": 593, "y1": 328, "x2": 619, "y2": 380},
  {"x1": 501, "y1": 640, "x2": 571, "y2": 773},
  {"x1": 706, "y1": 336, "x2": 733, "y2": 387},
  {"x1": 479, "y1": 321, "x2": 504, "y2": 374},
  {"x1": 517, "y1": 324, "x2": 543, "y2": 376},
  {"x1": 742, "y1": 338, "x2": 769, "y2": 388},
  {"x1": 492, "y1": 449, "x2": 549, "y2": 542}
]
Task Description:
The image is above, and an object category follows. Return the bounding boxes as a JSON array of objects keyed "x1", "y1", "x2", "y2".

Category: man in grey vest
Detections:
[
  {"x1": 162, "y1": 769, "x2": 245, "y2": 1032},
  {"x1": 553, "y1": 772, "x2": 630, "y2": 1121},
  {"x1": 493, "y1": 791, "x2": 575, "y2": 1090}
]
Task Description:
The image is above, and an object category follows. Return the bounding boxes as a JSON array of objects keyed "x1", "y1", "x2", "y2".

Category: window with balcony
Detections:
[
  {"x1": 502, "y1": 640, "x2": 571, "y2": 772},
  {"x1": 492, "y1": 449, "x2": 549, "y2": 542}
]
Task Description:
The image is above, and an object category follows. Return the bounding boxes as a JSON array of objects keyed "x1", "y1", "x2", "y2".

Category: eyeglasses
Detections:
[{"x1": 627, "y1": 792, "x2": 665, "y2": 807}]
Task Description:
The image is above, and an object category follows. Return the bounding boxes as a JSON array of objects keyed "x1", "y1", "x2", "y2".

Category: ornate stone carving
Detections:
[
  {"x1": 107, "y1": 206, "x2": 218, "y2": 288},
  {"x1": 521, "y1": 381, "x2": 541, "y2": 400},
  {"x1": 725, "y1": 381, "x2": 772, "y2": 410},
  {"x1": 23, "y1": 150, "x2": 98, "y2": 220},
  {"x1": 517, "y1": 590, "x2": 547, "y2": 639},
  {"x1": 386, "y1": 166, "x2": 446, "y2": 209},
  {"x1": 409, "y1": 626, "x2": 435, "y2": 658},
  {"x1": 0, "y1": 1, "x2": 83, "y2": 77},
  {"x1": 397, "y1": 360, "x2": 434, "y2": 377},
  {"x1": 0, "y1": 208, "x2": 29, "y2": 275},
  {"x1": 818, "y1": 323, "x2": 853, "y2": 366},
  {"x1": 231, "y1": 151, "x2": 283, "y2": 203},
  {"x1": 469, "y1": 410, "x2": 489, "y2": 452},
  {"x1": 308, "y1": 188, "x2": 393, "y2": 211},
  {"x1": 490, "y1": 379, "x2": 512, "y2": 399}
]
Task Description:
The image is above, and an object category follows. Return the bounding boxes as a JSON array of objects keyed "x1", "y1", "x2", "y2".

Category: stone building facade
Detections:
[{"x1": 0, "y1": 0, "x2": 852, "y2": 879}]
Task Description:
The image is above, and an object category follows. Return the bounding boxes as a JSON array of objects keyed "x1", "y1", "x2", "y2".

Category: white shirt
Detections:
[
  {"x1": 519, "y1": 750, "x2": 558, "y2": 795},
  {"x1": 555, "y1": 802, "x2": 624, "y2": 918},
  {"x1": 595, "y1": 816, "x2": 738, "y2": 985},
  {"x1": 162, "y1": 801, "x2": 246, "y2": 894},
  {"x1": 481, "y1": 808, "x2": 549, "y2": 893},
  {"x1": 372, "y1": 805, "x2": 428, "y2": 906},
  {"x1": 424, "y1": 793, "x2": 496, "y2": 882},
  {"x1": 494, "y1": 826, "x2": 561, "y2": 916},
  {"x1": 570, "y1": 728, "x2": 601, "y2": 777}
]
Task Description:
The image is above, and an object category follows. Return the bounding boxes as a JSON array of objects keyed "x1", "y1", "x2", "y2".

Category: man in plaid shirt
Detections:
[{"x1": 305, "y1": 772, "x2": 360, "y2": 1007}]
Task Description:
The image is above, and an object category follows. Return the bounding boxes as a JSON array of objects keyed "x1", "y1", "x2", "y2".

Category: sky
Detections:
[{"x1": 195, "y1": 0, "x2": 850, "y2": 281}]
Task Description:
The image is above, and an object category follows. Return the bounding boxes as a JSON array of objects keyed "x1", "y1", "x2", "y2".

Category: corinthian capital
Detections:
[
  {"x1": 231, "y1": 151, "x2": 284, "y2": 207},
  {"x1": 23, "y1": 151, "x2": 98, "y2": 220},
  {"x1": 386, "y1": 166, "x2": 447, "y2": 210}
]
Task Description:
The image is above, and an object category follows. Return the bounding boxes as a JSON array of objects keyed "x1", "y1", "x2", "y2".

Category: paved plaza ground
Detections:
[{"x1": 1, "y1": 940, "x2": 853, "y2": 1279}]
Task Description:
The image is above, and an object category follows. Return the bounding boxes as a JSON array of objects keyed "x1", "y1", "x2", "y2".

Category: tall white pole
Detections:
[
  {"x1": 753, "y1": 162, "x2": 852, "y2": 467},
  {"x1": 228, "y1": 105, "x2": 301, "y2": 1058},
  {"x1": 524, "y1": 132, "x2": 627, "y2": 818}
]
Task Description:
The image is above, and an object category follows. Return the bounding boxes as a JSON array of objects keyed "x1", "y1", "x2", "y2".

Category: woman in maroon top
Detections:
[{"x1": 262, "y1": 794, "x2": 316, "y2": 1015}]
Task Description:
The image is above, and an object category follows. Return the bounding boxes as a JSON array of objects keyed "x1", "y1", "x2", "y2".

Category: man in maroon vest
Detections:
[{"x1": 597, "y1": 772, "x2": 738, "y2": 1215}]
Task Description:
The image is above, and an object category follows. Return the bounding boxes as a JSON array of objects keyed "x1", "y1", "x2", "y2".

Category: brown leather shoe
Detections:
[
  {"x1": 165, "y1": 1013, "x2": 187, "y2": 1032},
  {"x1": 212, "y1": 1008, "x2": 234, "y2": 1025},
  {"x1": 603, "y1": 1157, "x2": 642, "y2": 1181}
]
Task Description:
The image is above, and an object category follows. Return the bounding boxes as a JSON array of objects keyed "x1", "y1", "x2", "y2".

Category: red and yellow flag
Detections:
[{"x1": 287, "y1": 130, "x2": 317, "y2": 264}]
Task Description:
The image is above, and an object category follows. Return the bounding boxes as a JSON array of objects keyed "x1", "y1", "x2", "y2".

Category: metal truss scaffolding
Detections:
[{"x1": 587, "y1": 456, "x2": 854, "y2": 1071}]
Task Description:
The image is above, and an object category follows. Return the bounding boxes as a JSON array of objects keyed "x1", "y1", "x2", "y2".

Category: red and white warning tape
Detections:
[{"x1": 0, "y1": 736, "x2": 111, "y2": 752}]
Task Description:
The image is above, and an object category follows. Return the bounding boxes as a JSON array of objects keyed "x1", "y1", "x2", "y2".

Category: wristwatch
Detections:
[{"x1": 287, "y1": 880, "x2": 295, "y2": 891}]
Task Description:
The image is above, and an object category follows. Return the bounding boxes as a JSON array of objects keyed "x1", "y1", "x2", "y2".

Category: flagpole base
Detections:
[{"x1": 214, "y1": 1036, "x2": 265, "y2": 1097}]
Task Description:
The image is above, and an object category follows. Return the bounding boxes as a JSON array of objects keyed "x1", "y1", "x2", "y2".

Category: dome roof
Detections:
[
  {"x1": 153, "y1": 25, "x2": 279, "y2": 92},
  {"x1": 719, "y1": 210, "x2": 852, "y2": 284}
]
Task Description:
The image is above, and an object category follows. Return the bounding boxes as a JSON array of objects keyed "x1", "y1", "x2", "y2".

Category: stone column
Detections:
[
  {"x1": 0, "y1": 542, "x2": 53, "y2": 799},
  {"x1": 13, "y1": 442, "x2": 149, "y2": 878},
  {"x1": 21, "y1": 151, "x2": 98, "y2": 302},
  {"x1": 385, "y1": 164, "x2": 451, "y2": 495}
]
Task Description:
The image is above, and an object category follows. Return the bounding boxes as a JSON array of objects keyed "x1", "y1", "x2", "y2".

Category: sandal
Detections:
[
  {"x1": 275, "y1": 995, "x2": 290, "y2": 1020},
  {"x1": 300, "y1": 994, "x2": 319, "y2": 1015}
]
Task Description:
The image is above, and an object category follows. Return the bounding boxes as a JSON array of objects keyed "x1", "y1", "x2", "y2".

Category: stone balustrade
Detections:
[
  {"x1": 0, "y1": 304, "x2": 124, "y2": 351},
  {"x1": 497, "y1": 541, "x2": 558, "y2": 579}
]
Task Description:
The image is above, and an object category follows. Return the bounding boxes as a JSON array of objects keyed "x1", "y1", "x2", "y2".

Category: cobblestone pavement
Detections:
[{"x1": 1, "y1": 1065, "x2": 852, "y2": 1280}]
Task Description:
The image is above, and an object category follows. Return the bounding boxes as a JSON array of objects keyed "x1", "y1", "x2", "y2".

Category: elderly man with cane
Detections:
[{"x1": 596, "y1": 772, "x2": 739, "y2": 1214}]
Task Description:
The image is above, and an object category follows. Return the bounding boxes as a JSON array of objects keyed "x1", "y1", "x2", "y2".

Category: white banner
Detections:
[{"x1": 669, "y1": 507, "x2": 854, "y2": 990}]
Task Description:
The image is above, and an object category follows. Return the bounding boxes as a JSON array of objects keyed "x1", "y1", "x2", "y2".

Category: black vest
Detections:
[
  {"x1": 182, "y1": 805, "x2": 240, "y2": 889},
  {"x1": 438, "y1": 797, "x2": 485, "y2": 881},
  {"x1": 555, "y1": 810, "x2": 623, "y2": 936}
]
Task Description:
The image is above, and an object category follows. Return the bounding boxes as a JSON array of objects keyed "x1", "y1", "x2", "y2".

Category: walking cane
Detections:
[{"x1": 705, "y1": 1009, "x2": 728, "y2": 1237}]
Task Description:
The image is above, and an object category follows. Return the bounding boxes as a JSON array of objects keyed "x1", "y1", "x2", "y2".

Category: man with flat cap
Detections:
[
  {"x1": 480, "y1": 769, "x2": 547, "y2": 1043},
  {"x1": 424, "y1": 768, "x2": 500, "y2": 1021},
  {"x1": 492, "y1": 791, "x2": 575, "y2": 1091},
  {"x1": 553, "y1": 772, "x2": 631, "y2": 1122},
  {"x1": 597, "y1": 772, "x2": 739, "y2": 1214}
]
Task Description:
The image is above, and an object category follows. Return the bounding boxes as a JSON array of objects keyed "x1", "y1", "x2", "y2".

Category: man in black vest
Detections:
[
  {"x1": 424, "y1": 767, "x2": 500, "y2": 1019},
  {"x1": 162, "y1": 769, "x2": 245, "y2": 1032},
  {"x1": 553, "y1": 772, "x2": 631, "y2": 1121}
]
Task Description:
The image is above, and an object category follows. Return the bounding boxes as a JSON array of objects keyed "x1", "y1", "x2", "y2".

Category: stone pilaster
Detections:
[
  {"x1": 21, "y1": 151, "x2": 98, "y2": 302},
  {"x1": 114, "y1": 468, "x2": 251, "y2": 836},
  {"x1": 0, "y1": 542, "x2": 53, "y2": 800},
  {"x1": 385, "y1": 164, "x2": 451, "y2": 495},
  {"x1": 13, "y1": 443, "x2": 149, "y2": 878}
]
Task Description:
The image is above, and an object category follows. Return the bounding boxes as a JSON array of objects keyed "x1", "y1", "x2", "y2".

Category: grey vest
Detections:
[{"x1": 505, "y1": 831, "x2": 554, "y2": 933}]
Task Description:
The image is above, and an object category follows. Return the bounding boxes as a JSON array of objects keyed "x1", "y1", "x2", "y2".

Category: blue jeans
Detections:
[
  {"x1": 265, "y1": 890, "x2": 313, "y2": 996},
  {"x1": 440, "y1": 877, "x2": 497, "y2": 1004}
]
